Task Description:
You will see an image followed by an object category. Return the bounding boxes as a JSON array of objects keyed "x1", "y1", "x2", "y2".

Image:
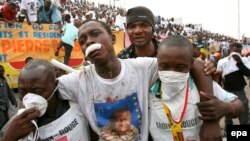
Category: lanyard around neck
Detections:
[{"x1": 160, "y1": 79, "x2": 189, "y2": 141}]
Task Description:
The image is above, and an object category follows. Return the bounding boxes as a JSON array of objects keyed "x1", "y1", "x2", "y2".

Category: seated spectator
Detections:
[
  {"x1": 114, "y1": 9, "x2": 126, "y2": 30},
  {"x1": 85, "y1": 11, "x2": 92, "y2": 20},
  {"x1": 20, "y1": 0, "x2": 39, "y2": 25},
  {"x1": 51, "y1": 0, "x2": 62, "y2": 24},
  {"x1": 0, "y1": 1, "x2": 18, "y2": 26},
  {"x1": 98, "y1": 12, "x2": 106, "y2": 23},
  {"x1": 37, "y1": 0, "x2": 52, "y2": 24},
  {"x1": 37, "y1": 0, "x2": 44, "y2": 9}
]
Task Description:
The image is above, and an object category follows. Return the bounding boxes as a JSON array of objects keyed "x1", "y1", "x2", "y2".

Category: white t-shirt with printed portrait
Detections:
[
  {"x1": 20, "y1": 0, "x2": 38, "y2": 22},
  {"x1": 58, "y1": 58, "x2": 158, "y2": 141}
]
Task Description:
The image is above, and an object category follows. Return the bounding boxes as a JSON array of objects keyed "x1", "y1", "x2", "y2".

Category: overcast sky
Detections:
[{"x1": 91, "y1": 0, "x2": 250, "y2": 39}]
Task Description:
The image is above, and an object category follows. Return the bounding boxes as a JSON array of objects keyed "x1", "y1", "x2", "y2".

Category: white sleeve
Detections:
[
  {"x1": 212, "y1": 81, "x2": 238, "y2": 102},
  {"x1": 242, "y1": 57, "x2": 250, "y2": 69},
  {"x1": 58, "y1": 72, "x2": 80, "y2": 102},
  {"x1": 132, "y1": 57, "x2": 158, "y2": 87},
  {"x1": 148, "y1": 58, "x2": 158, "y2": 87},
  {"x1": 20, "y1": 0, "x2": 27, "y2": 10},
  {"x1": 216, "y1": 59, "x2": 223, "y2": 71}
]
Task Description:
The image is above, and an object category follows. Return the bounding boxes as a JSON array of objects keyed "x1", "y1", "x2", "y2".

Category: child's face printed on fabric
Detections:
[
  {"x1": 157, "y1": 46, "x2": 192, "y2": 73},
  {"x1": 113, "y1": 110, "x2": 131, "y2": 135}
]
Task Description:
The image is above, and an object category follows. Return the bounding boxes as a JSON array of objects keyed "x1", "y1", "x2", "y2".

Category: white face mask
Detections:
[
  {"x1": 22, "y1": 93, "x2": 48, "y2": 117},
  {"x1": 158, "y1": 71, "x2": 189, "y2": 100},
  {"x1": 17, "y1": 85, "x2": 58, "y2": 141},
  {"x1": 21, "y1": 85, "x2": 58, "y2": 117}
]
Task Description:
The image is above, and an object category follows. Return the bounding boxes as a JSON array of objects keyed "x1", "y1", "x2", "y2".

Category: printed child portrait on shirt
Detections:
[
  {"x1": 100, "y1": 108, "x2": 139, "y2": 141},
  {"x1": 94, "y1": 93, "x2": 141, "y2": 141}
]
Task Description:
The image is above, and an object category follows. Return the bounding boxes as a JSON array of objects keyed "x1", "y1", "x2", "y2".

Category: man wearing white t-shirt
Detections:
[
  {"x1": 114, "y1": 9, "x2": 126, "y2": 30},
  {"x1": 20, "y1": 0, "x2": 39, "y2": 24},
  {"x1": 217, "y1": 43, "x2": 250, "y2": 130},
  {"x1": 58, "y1": 20, "x2": 158, "y2": 141},
  {"x1": 149, "y1": 35, "x2": 243, "y2": 141},
  {"x1": 57, "y1": 20, "x2": 241, "y2": 141},
  {"x1": 0, "y1": 59, "x2": 90, "y2": 141}
]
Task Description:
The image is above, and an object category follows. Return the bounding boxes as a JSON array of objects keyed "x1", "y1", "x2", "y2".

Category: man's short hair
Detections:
[
  {"x1": 80, "y1": 20, "x2": 112, "y2": 36},
  {"x1": 22, "y1": 59, "x2": 56, "y2": 82},
  {"x1": 160, "y1": 35, "x2": 194, "y2": 58},
  {"x1": 230, "y1": 43, "x2": 243, "y2": 49}
]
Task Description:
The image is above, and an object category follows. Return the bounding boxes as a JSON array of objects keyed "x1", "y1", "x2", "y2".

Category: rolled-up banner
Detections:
[{"x1": 51, "y1": 59, "x2": 78, "y2": 73}]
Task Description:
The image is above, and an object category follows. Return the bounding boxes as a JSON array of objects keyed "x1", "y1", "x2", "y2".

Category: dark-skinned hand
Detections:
[
  {"x1": 198, "y1": 91, "x2": 223, "y2": 141},
  {"x1": 1, "y1": 107, "x2": 40, "y2": 141},
  {"x1": 204, "y1": 61, "x2": 216, "y2": 75},
  {"x1": 197, "y1": 91, "x2": 229, "y2": 120}
]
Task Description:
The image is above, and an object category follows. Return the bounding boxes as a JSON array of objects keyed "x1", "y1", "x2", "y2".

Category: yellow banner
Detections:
[{"x1": 0, "y1": 21, "x2": 125, "y2": 88}]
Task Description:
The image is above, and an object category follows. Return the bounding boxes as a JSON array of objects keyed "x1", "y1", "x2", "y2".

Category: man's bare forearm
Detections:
[{"x1": 191, "y1": 60, "x2": 213, "y2": 101}]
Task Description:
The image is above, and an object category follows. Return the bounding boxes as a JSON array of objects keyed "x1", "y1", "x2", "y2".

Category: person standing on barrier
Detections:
[{"x1": 55, "y1": 14, "x2": 78, "y2": 65}]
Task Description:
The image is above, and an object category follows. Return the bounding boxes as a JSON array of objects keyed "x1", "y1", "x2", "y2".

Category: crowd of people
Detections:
[
  {"x1": 0, "y1": 0, "x2": 246, "y2": 64},
  {"x1": 0, "y1": 0, "x2": 250, "y2": 141}
]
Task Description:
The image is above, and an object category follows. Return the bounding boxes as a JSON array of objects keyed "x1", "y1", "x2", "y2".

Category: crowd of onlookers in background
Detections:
[
  {"x1": 1, "y1": 2, "x2": 250, "y2": 140},
  {"x1": 1, "y1": 0, "x2": 249, "y2": 63}
]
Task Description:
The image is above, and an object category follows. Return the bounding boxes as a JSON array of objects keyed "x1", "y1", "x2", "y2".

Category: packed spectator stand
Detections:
[
  {"x1": 0, "y1": 0, "x2": 247, "y2": 62},
  {"x1": 1, "y1": 1, "x2": 250, "y2": 140}
]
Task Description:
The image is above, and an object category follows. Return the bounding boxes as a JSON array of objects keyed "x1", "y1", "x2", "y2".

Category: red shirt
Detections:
[{"x1": 1, "y1": 3, "x2": 17, "y2": 21}]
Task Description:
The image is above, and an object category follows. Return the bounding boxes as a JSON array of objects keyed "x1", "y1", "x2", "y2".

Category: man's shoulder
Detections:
[
  {"x1": 58, "y1": 70, "x2": 81, "y2": 84},
  {"x1": 121, "y1": 57, "x2": 157, "y2": 70},
  {"x1": 117, "y1": 45, "x2": 135, "y2": 59},
  {"x1": 218, "y1": 57, "x2": 228, "y2": 65}
]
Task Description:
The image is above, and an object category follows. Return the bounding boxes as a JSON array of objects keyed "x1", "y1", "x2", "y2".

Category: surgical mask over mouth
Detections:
[
  {"x1": 158, "y1": 71, "x2": 189, "y2": 100},
  {"x1": 18, "y1": 85, "x2": 58, "y2": 141}
]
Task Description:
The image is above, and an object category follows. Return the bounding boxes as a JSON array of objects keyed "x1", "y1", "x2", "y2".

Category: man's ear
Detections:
[{"x1": 112, "y1": 34, "x2": 116, "y2": 44}]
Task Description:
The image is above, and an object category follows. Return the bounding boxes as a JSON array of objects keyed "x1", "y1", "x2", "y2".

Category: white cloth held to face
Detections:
[
  {"x1": 222, "y1": 52, "x2": 242, "y2": 77},
  {"x1": 158, "y1": 71, "x2": 189, "y2": 100}
]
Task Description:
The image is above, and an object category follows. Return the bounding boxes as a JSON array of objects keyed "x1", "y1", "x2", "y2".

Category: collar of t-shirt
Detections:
[
  {"x1": 128, "y1": 38, "x2": 159, "y2": 58},
  {"x1": 37, "y1": 91, "x2": 70, "y2": 127}
]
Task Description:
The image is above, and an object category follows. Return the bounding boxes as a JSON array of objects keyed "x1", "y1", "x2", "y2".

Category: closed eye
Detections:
[
  {"x1": 79, "y1": 36, "x2": 87, "y2": 46},
  {"x1": 176, "y1": 64, "x2": 189, "y2": 72},
  {"x1": 90, "y1": 31, "x2": 102, "y2": 37},
  {"x1": 159, "y1": 64, "x2": 170, "y2": 71}
]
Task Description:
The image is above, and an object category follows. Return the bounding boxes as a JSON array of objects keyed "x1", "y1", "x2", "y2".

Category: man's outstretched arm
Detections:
[{"x1": 190, "y1": 60, "x2": 221, "y2": 141}]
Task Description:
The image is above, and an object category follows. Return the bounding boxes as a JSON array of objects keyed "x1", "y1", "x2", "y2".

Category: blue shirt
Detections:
[
  {"x1": 51, "y1": 4, "x2": 62, "y2": 23},
  {"x1": 61, "y1": 23, "x2": 78, "y2": 47}
]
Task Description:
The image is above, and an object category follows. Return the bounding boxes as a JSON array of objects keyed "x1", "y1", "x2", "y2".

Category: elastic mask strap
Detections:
[
  {"x1": 47, "y1": 84, "x2": 58, "y2": 101},
  {"x1": 31, "y1": 120, "x2": 39, "y2": 141}
]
